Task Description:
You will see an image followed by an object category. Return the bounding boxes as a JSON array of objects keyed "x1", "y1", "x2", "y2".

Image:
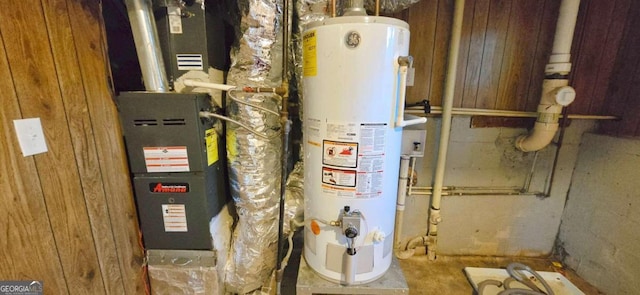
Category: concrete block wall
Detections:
[
  {"x1": 557, "y1": 133, "x2": 640, "y2": 294},
  {"x1": 399, "y1": 116, "x2": 597, "y2": 256}
]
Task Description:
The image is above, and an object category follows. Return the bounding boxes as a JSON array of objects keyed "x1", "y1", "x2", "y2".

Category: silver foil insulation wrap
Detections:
[
  {"x1": 224, "y1": 0, "x2": 284, "y2": 293},
  {"x1": 283, "y1": 161, "x2": 304, "y2": 234}
]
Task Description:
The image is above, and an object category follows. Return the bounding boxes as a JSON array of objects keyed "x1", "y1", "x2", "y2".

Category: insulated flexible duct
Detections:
[
  {"x1": 283, "y1": 161, "x2": 304, "y2": 234},
  {"x1": 223, "y1": 0, "x2": 284, "y2": 293}
]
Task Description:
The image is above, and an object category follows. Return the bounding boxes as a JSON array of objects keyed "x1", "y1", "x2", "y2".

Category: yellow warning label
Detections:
[
  {"x1": 303, "y1": 30, "x2": 317, "y2": 77},
  {"x1": 205, "y1": 128, "x2": 219, "y2": 166}
]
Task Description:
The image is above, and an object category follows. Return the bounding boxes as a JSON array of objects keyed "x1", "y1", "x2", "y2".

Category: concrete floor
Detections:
[
  {"x1": 282, "y1": 234, "x2": 602, "y2": 294},
  {"x1": 399, "y1": 252, "x2": 602, "y2": 295}
]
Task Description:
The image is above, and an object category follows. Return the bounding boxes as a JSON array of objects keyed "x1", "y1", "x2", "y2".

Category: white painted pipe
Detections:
[
  {"x1": 183, "y1": 79, "x2": 237, "y2": 91},
  {"x1": 426, "y1": 0, "x2": 465, "y2": 261},
  {"x1": 396, "y1": 62, "x2": 428, "y2": 127},
  {"x1": 394, "y1": 156, "x2": 411, "y2": 251},
  {"x1": 343, "y1": 251, "x2": 356, "y2": 285},
  {"x1": 405, "y1": 108, "x2": 618, "y2": 120},
  {"x1": 125, "y1": 0, "x2": 169, "y2": 92},
  {"x1": 517, "y1": 0, "x2": 580, "y2": 152},
  {"x1": 549, "y1": 0, "x2": 581, "y2": 68}
]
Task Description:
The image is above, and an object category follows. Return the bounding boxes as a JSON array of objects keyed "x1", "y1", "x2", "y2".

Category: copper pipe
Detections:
[
  {"x1": 242, "y1": 86, "x2": 288, "y2": 96},
  {"x1": 375, "y1": 0, "x2": 380, "y2": 16},
  {"x1": 331, "y1": 0, "x2": 336, "y2": 17}
]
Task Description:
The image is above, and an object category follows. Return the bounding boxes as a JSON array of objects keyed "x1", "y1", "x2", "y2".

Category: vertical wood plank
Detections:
[
  {"x1": 452, "y1": 0, "x2": 477, "y2": 108},
  {"x1": 567, "y1": 0, "x2": 590, "y2": 83},
  {"x1": 600, "y1": 0, "x2": 640, "y2": 137},
  {"x1": 622, "y1": 63, "x2": 640, "y2": 136},
  {"x1": 461, "y1": 0, "x2": 490, "y2": 108},
  {"x1": 475, "y1": 0, "x2": 511, "y2": 109},
  {"x1": 0, "y1": 28, "x2": 69, "y2": 295},
  {"x1": 569, "y1": 0, "x2": 617, "y2": 114},
  {"x1": 0, "y1": 2, "x2": 106, "y2": 294},
  {"x1": 406, "y1": 0, "x2": 440, "y2": 104},
  {"x1": 41, "y1": 0, "x2": 126, "y2": 293},
  {"x1": 525, "y1": 0, "x2": 560, "y2": 111},
  {"x1": 495, "y1": 0, "x2": 544, "y2": 111},
  {"x1": 429, "y1": 0, "x2": 453, "y2": 105},
  {"x1": 65, "y1": 1, "x2": 147, "y2": 293},
  {"x1": 588, "y1": 0, "x2": 632, "y2": 115}
]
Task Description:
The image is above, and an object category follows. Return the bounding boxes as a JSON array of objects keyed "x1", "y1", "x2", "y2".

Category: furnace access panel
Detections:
[{"x1": 117, "y1": 92, "x2": 228, "y2": 250}]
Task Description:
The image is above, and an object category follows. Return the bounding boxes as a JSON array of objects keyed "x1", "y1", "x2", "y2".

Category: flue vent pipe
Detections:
[
  {"x1": 125, "y1": 0, "x2": 170, "y2": 92},
  {"x1": 516, "y1": 0, "x2": 580, "y2": 152}
]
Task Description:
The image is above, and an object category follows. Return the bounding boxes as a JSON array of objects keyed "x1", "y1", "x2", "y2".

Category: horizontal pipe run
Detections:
[
  {"x1": 408, "y1": 190, "x2": 546, "y2": 197},
  {"x1": 404, "y1": 108, "x2": 618, "y2": 120},
  {"x1": 411, "y1": 185, "x2": 522, "y2": 191}
]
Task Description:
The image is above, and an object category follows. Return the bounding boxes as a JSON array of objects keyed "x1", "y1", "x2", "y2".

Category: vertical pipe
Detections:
[
  {"x1": 549, "y1": 0, "x2": 581, "y2": 64},
  {"x1": 124, "y1": 0, "x2": 169, "y2": 92},
  {"x1": 375, "y1": 0, "x2": 380, "y2": 16},
  {"x1": 394, "y1": 156, "x2": 411, "y2": 250},
  {"x1": 344, "y1": 0, "x2": 366, "y2": 16},
  {"x1": 516, "y1": 0, "x2": 580, "y2": 152},
  {"x1": 277, "y1": 0, "x2": 291, "y2": 286},
  {"x1": 331, "y1": 0, "x2": 337, "y2": 17},
  {"x1": 523, "y1": 151, "x2": 539, "y2": 192},
  {"x1": 427, "y1": 0, "x2": 465, "y2": 261},
  {"x1": 343, "y1": 251, "x2": 356, "y2": 285}
]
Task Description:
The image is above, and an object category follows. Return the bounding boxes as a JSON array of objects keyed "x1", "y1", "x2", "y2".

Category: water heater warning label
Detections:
[
  {"x1": 322, "y1": 167, "x2": 356, "y2": 187},
  {"x1": 162, "y1": 204, "x2": 188, "y2": 232},
  {"x1": 323, "y1": 140, "x2": 358, "y2": 168},
  {"x1": 303, "y1": 30, "x2": 317, "y2": 76}
]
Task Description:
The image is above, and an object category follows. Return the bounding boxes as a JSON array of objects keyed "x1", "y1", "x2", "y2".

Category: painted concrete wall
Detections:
[
  {"x1": 557, "y1": 134, "x2": 640, "y2": 294},
  {"x1": 398, "y1": 116, "x2": 597, "y2": 256}
]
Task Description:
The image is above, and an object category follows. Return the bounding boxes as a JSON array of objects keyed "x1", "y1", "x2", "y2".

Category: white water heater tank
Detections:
[{"x1": 302, "y1": 16, "x2": 413, "y2": 284}]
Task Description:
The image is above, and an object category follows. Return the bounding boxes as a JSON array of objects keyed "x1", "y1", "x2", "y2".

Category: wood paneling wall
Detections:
[
  {"x1": 398, "y1": 0, "x2": 561, "y2": 111},
  {"x1": 595, "y1": 0, "x2": 640, "y2": 137},
  {"x1": 399, "y1": 0, "x2": 637, "y2": 121},
  {"x1": 0, "y1": 1, "x2": 145, "y2": 294}
]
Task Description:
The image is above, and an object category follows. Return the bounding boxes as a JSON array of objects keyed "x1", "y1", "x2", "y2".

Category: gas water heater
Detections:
[{"x1": 302, "y1": 14, "x2": 423, "y2": 284}]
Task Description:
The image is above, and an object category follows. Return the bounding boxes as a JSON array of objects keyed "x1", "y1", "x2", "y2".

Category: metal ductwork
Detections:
[{"x1": 125, "y1": 0, "x2": 170, "y2": 92}]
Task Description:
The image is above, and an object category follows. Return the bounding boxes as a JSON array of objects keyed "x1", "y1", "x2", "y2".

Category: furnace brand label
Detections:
[
  {"x1": 143, "y1": 146, "x2": 189, "y2": 172},
  {"x1": 162, "y1": 204, "x2": 188, "y2": 232},
  {"x1": 149, "y1": 183, "x2": 190, "y2": 193}
]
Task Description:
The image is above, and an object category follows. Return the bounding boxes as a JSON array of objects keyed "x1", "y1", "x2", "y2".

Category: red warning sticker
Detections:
[
  {"x1": 322, "y1": 167, "x2": 356, "y2": 187},
  {"x1": 322, "y1": 140, "x2": 358, "y2": 168}
]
